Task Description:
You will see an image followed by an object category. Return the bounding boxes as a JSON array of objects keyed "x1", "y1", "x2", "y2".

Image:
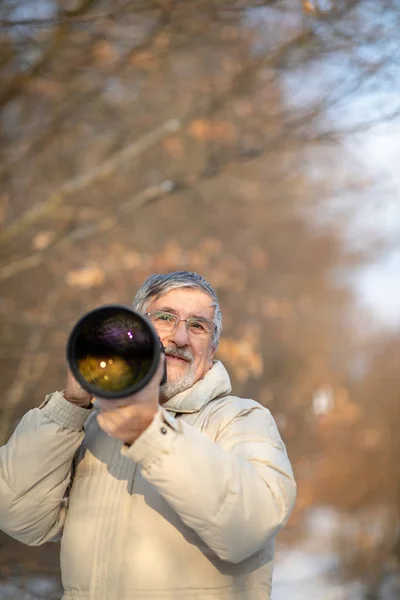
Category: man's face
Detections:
[{"x1": 146, "y1": 288, "x2": 216, "y2": 401}]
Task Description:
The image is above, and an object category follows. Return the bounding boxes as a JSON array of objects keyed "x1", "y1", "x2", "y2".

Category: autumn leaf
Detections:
[
  {"x1": 187, "y1": 119, "x2": 237, "y2": 143},
  {"x1": 302, "y1": 0, "x2": 317, "y2": 15},
  {"x1": 163, "y1": 136, "x2": 184, "y2": 160},
  {"x1": 211, "y1": 121, "x2": 237, "y2": 144},
  {"x1": 66, "y1": 265, "x2": 105, "y2": 289},
  {"x1": 130, "y1": 50, "x2": 157, "y2": 70},
  {"x1": 92, "y1": 41, "x2": 119, "y2": 66},
  {"x1": 32, "y1": 231, "x2": 55, "y2": 250},
  {"x1": 187, "y1": 119, "x2": 211, "y2": 140},
  {"x1": 153, "y1": 32, "x2": 170, "y2": 50},
  {"x1": 217, "y1": 336, "x2": 264, "y2": 382}
]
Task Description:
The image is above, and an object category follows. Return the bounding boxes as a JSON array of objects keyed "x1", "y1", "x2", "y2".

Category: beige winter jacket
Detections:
[{"x1": 0, "y1": 361, "x2": 296, "y2": 600}]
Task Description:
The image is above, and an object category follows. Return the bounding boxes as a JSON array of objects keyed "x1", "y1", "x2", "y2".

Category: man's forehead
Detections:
[{"x1": 149, "y1": 288, "x2": 215, "y2": 310}]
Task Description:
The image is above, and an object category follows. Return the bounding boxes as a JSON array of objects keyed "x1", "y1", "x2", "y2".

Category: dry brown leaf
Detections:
[
  {"x1": 217, "y1": 337, "x2": 264, "y2": 382},
  {"x1": 188, "y1": 119, "x2": 237, "y2": 143},
  {"x1": 163, "y1": 136, "x2": 184, "y2": 159},
  {"x1": 32, "y1": 231, "x2": 55, "y2": 250},
  {"x1": 187, "y1": 119, "x2": 211, "y2": 140},
  {"x1": 302, "y1": 0, "x2": 317, "y2": 15},
  {"x1": 93, "y1": 41, "x2": 119, "y2": 66},
  {"x1": 153, "y1": 32, "x2": 170, "y2": 50},
  {"x1": 130, "y1": 50, "x2": 157, "y2": 70},
  {"x1": 211, "y1": 121, "x2": 237, "y2": 143},
  {"x1": 121, "y1": 251, "x2": 144, "y2": 270},
  {"x1": 66, "y1": 265, "x2": 105, "y2": 289}
]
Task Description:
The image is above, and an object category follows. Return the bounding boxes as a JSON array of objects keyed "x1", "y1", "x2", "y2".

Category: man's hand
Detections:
[
  {"x1": 96, "y1": 355, "x2": 165, "y2": 446},
  {"x1": 64, "y1": 368, "x2": 93, "y2": 408}
]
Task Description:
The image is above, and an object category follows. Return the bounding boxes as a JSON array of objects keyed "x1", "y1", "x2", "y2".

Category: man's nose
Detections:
[{"x1": 168, "y1": 320, "x2": 190, "y2": 347}]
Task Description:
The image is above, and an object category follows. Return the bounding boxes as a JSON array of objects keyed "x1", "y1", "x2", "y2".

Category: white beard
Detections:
[{"x1": 160, "y1": 361, "x2": 197, "y2": 402}]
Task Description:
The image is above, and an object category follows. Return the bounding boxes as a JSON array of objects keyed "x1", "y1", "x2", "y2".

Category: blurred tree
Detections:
[
  {"x1": 310, "y1": 329, "x2": 400, "y2": 596},
  {"x1": 0, "y1": 0, "x2": 369, "y2": 441}
]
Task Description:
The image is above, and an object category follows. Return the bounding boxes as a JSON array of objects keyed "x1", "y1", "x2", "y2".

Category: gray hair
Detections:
[{"x1": 132, "y1": 271, "x2": 222, "y2": 349}]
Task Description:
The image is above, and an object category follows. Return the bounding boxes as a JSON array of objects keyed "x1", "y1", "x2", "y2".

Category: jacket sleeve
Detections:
[
  {"x1": 0, "y1": 392, "x2": 91, "y2": 546},
  {"x1": 123, "y1": 399, "x2": 297, "y2": 564}
]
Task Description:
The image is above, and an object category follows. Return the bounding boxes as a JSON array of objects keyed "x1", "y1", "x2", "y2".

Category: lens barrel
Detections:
[{"x1": 67, "y1": 305, "x2": 165, "y2": 399}]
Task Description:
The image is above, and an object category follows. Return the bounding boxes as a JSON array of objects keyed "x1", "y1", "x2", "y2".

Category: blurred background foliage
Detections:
[{"x1": 0, "y1": 0, "x2": 400, "y2": 598}]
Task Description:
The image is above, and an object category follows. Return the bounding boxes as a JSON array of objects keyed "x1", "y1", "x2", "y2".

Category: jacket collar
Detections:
[{"x1": 163, "y1": 360, "x2": 232, "y2": 414}]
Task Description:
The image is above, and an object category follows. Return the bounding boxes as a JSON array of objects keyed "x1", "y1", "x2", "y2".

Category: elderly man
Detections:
[{"x1": 0, "y1": 271, "x2": 296, "y2": 600}]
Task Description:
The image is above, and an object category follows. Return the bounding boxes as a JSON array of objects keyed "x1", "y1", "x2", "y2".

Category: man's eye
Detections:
[
  {"x1": 190, "y1": 321, "x2": 207, "y2": 332},
  {"x1": 156, "y1": 313, "x2": 174, "y2": 322}
]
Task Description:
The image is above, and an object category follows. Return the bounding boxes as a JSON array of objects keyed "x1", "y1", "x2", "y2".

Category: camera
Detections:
[{"x1": 67, "y1": 305, "x2": 167, "y2": 399}]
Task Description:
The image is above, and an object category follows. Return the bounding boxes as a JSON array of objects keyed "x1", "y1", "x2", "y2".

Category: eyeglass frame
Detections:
[{"x1": 145, "y1": 310, "x2": 216, "y2": 337}]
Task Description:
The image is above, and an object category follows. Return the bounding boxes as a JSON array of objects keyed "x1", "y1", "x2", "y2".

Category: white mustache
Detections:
[{"x1": 164, "y1": 346, "x2": 193, "y2": 362}]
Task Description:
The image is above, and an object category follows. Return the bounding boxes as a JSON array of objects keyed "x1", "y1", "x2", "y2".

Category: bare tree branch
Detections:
[
  {"x1": 0, "y1": 287, "x2": 62, "y2": 446},
  {"x1": 0, "y1": 2, "x2": 175, "y2": 183},
  {"x1": 0, "y1": 118, "x2": 181, "y2": 247}
]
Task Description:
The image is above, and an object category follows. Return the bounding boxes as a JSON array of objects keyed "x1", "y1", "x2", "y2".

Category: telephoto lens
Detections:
[{"x1": 67, "y1": 305, "x2": 166, "y2": 399}]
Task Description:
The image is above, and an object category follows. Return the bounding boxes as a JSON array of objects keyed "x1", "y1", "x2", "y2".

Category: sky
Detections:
[{"x1": 350, "y1": 127, "x2": 400, "y2": 326}]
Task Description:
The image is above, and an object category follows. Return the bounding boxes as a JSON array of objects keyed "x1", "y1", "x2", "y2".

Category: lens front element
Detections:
[{"x1": 67, "y1": 306, "x2": 160, "y2": 399}]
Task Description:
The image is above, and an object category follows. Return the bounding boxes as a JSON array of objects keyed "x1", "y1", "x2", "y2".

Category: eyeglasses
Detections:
[{"x1": 145, "y1": 311, "x2": 215, "y2": 338}]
